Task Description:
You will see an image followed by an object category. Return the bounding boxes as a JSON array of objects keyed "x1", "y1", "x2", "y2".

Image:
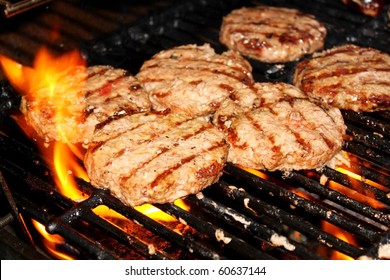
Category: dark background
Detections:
[{"x1": 0, "y1": 0, "x2": 174, "y2": 80}]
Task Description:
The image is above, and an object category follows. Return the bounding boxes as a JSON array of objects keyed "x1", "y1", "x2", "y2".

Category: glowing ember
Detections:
[{"x1": 291, "y1": 188, "x2": 314, "y2": 201}]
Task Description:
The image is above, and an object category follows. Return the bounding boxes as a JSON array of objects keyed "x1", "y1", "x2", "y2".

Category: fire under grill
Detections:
[{"x1": 0, "y1": 0, "x2": 390, "y2": 260}]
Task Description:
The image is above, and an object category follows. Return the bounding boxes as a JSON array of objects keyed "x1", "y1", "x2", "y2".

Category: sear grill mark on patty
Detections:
[
  {"x1": 219, "y1": 6, "x2": 326, "y2": 63},
  {"x1": 91, "y1": 112, "x2": 192, "y2": 154},
  {"x1": 109, "y1": 121, "x2": 212, "y2": 176},
  {"x1": 85, "y1": 76, "x2": 125, "y2": 99},
  {"x1": 144, "y1": 141, "x2": 226, "y2": 191},
  {"x1": 136, "y1": 43, "x2": 254, "y2": 117},
  {"x1": 141, "y1": 56, "x2": 253, "y2": 81},
  {"x1": 139, "y1": 63, "x2": 252, "y2": 87},
  {"x1": 247, "y1": 112, "x2": 284, "y2": 161},
  {"x1": 84, "y1": 111, "x2": 229, "y2": 207},
  {"x1": 294, "y1": 44, "x2": 390, "y2": 112},
  {"x1": 213, "y1": 82, "x2": 346, "y2": 171}
]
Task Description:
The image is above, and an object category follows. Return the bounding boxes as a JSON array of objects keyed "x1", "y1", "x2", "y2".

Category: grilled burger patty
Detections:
[
  {"x1": 136, "y1": 43, "x2": 254, "y2": 117},
  {"x1": 20, "y1": 65, "x2": 151, "y2": 144},
  {"x1": 219, "y1": 6, "x2": 327, "y2": 63},
  {"x1": 84, "y1": 111, "x2": 229, "y2": 207},
  {"x1": 293, "y1": 44, "x2": 390, "y2": 112},
  {"x1": 213, "y1": 82, "x2": 346, "y2": 171}
]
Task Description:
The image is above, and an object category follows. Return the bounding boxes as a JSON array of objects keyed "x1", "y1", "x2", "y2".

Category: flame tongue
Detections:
[
  {"x1": 0, "y1": 54, "x2": 29, "y2": 94},
  {"x1": 0, "y1": 47, "x2": 86, "y2": 97},
  {"x1": 1, "y1": 47, "x2": 87, "y2": 144}
]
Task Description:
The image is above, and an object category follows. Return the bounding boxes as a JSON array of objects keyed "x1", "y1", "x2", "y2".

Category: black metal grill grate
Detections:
[{"x1": 0, "y1": 0, "x2": 389, "y2": 260}]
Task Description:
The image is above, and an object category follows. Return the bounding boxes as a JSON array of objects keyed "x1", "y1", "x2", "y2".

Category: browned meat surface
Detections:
[
  {"x1": 214, "y1": 82, "x2": 308, "y2": 129},
  {"x1": 293, "y1": 44, "x2": 390, "y2": 112},
  {"x1": 20, "y1": 65, "x2": 151, "y2": 144},
  {"x1": 219, "y1": 6, "x2": 327, "y2": 63},
  {"x1": 213, "y1": 82, "x2": 346, "y2": 171},
  {"x1": 136, "y1": 43, "x2": 254, "y2": 117},
  {"x1": 84, "y1": 111, "x2": 229, "y2": 207}
]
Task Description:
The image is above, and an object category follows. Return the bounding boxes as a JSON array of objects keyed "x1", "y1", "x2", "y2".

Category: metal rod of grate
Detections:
[
  {"x1": 208, "y1": 180, "x2": 364, "y2": 259},
  {"x1": 183, "y1": 194, "x2": 323, "y2": 259}
]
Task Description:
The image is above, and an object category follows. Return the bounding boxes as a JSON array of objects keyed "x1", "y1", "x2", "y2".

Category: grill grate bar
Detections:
[
  {"x1": 360, "y1": 231, "x2": 390, "y2": 259},
  {"x1": 101, "y1": 192, "x2": 224, "y2": 260},
  {"x1": 342, "y1": 111, "x2": 390, "y2": 137},
  {"x1": 0, "y1": 156, "x2": 219, "y2": 259},
  {"x1": 321, "y1": 166, "x2": 390, "y2": 207},
  {"x1": 14, "y1": 188, "x2": 117, "y2": 259},
  {"x1": 57, "y1": 191, "x2": 170, "y2": 260},
  {"x1": 285, "y1": 169, "x2": 390, "y2": 225},
  {"x1": 346, "y1": 123, "x2": 390, "y2": 154},
  {"x1": 211, "y1": 180, "x2": 363, "y2": 259},
  {"x1": 185, "y1": 194, "x2": 324, "y2": 259},
  {"x1": 158, "y1": 202, "x2": 276, "y2": 260},
  {"x1": 347, "y1": 162, "x2": 390, "y2": 189},
  {"x1": 343, "y1": 141, "x2": 390, "y2": 171},
  {"x1": 81, "y1": 210, "x2": 170, "y2": 260},
  {"x1": 0, "y1": 161, "x2": 122, "y2": 259},
  {"x1": 225, "y1": 164, "x2": 381, "y2": 243}
]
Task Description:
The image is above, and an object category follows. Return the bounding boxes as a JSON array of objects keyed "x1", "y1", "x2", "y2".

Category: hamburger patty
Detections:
[
  {"x1": 136, "y1": 43, "x2": 254, "y2": 117},
  {"x1": 20, "y1": 65, "x2": 151, "y2": 144},
  {"x1": 293, "y1": 44, "x2": 390, "y2": 112},
  {"x1": 213, "y1": 82, "x2": 346, "y2": 171},
  {"x1": 84, "y1": 111, "x2": 229, "y2": 207},
  {"x1": 219, "y1": 6, "x2": 327, "y2": 63}
]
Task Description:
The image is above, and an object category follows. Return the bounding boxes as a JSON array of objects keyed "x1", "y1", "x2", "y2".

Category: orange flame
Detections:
[
  {"x1": 1, "y1": 47, "x2": 191, "y2": 259},
  {"x1": 92, "y1": 198, "x2": 191, "y2": 225},
  {"x1": 31, "y1": 219, "x2": 73, "y2": 260},
  {"x1": 336, "y1": 167, "x2": 387, "y2": 191},
  {"x1": 0, "y1": 47, "x2": 86, "y2": 97},
  {"x1": 52, "y1": 142, "x2": 89, "y2": 201},
  {"x1": 321, "y1": 221, "x2": 358, "y2": 260},
  {"x1": 135, "y1": 199, "x2": 191, "y2": 223},
  {"x1": 241, "y1": 166, "x2": 269, "y2": 180},
  {"x1": 1, "y1": 47, "x2": 89, "y2": 201}
]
